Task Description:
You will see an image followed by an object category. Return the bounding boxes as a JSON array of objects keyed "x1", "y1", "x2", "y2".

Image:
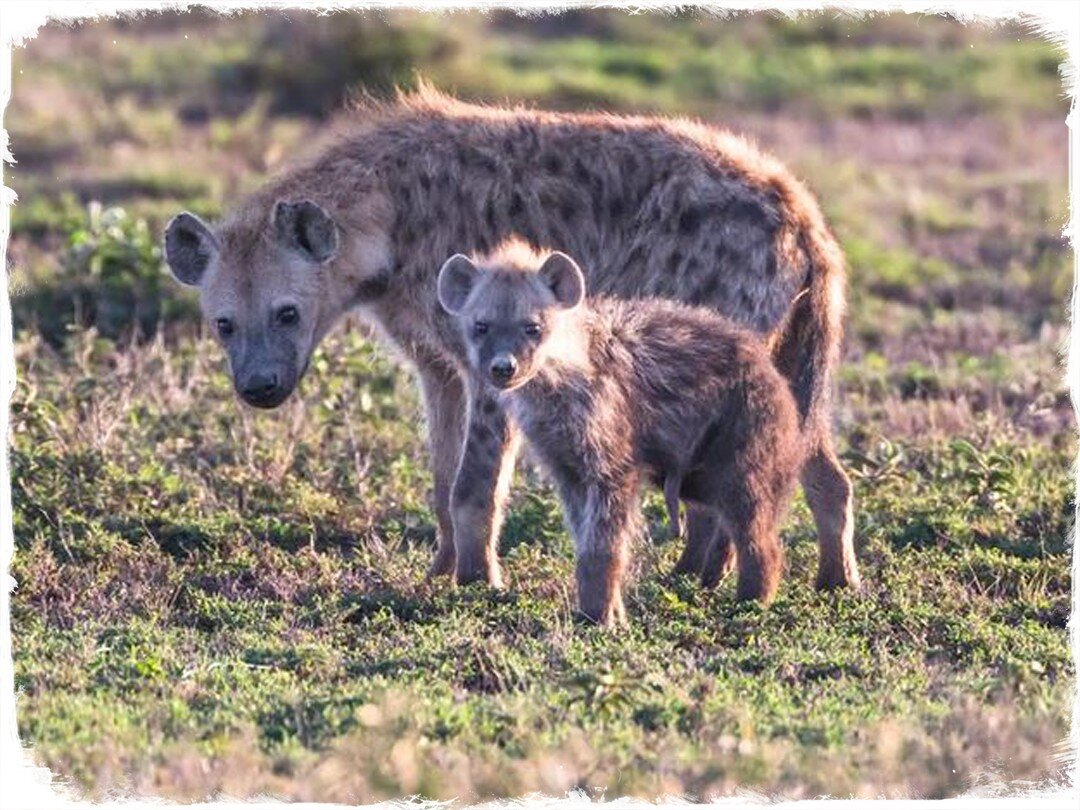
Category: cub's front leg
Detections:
[
  {"x1": 451, "y1": 387, "x2": 521, "y2": 586},
  {"x1": 562, "y1": 479, "x2": 641, "y2": 627}
]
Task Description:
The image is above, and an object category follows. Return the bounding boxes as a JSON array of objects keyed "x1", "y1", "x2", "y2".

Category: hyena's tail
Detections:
[
  {"x1": 766, "y1": 177, "x2": 847, "y2": 438},
  {"x1": 766, "y1": 171, "x2": 861, "y2": 591}
]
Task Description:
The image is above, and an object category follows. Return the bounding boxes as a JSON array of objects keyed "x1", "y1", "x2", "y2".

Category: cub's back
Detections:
[
  {"x1": 588, "y1": 297, "x2": 775, "y2": 395},
  {"x1": 585, "y1": 297, "x2": 798, "y2": 466}
]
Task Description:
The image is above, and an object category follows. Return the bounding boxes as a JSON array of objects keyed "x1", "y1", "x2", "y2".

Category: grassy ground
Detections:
[{"x1": 5, "y1": 9, "x2": 1076, "y2": 803}]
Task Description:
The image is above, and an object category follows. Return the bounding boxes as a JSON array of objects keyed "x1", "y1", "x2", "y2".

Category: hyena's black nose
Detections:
[
  {"x1": 490, "y1": 356, "x2": 518, "y2": 383},
  {"x1": 241, "y1": 372, "x2": 281, "y2": 407}
]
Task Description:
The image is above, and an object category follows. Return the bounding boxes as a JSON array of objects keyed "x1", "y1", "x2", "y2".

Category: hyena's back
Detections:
[{"x1": 333, "y1": 89, "x2": 844, "y2": 426}]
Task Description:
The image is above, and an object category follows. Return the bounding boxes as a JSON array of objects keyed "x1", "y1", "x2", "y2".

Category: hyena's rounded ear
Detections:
[
  {"x1": 273, "y1": 200, "x2": 339, "y2": 264},
  {"x1": 437, "y1": 254, "x2": 479, "y2": 315},
  {"x1": 164, "y1": 212, "x2": 219, "y2": 287},
  {"x1": 539, "y1": 252, "x2": 585, "y2": 309}
]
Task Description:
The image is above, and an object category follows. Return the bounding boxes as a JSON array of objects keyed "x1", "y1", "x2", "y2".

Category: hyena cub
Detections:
[{"x1": 437, "y1": 239, "x2": 803, "y2": 626}]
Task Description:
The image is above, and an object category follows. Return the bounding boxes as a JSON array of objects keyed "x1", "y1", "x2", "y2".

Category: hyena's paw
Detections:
[
  {"x1": 814, "y1": 561, "x2": 862, "y2": 592},
  {"x1": 455, "y1": 559, "x2": 505, "y2": 589},
  {"x1": 576, "y1": 592, "x2": 627, "y2": 629},
  {"x1": 671, "y1": 551, "x2": 705, "y2": 579},
  {"x1": 425, "y1": 545, "x2": 457, "y2": 581}
]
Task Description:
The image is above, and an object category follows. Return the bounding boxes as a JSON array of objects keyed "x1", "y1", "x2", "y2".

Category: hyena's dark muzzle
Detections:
[
  {"x1": 232, "y1": 344, "x2": 301, "y2": 409},
  {"x1": 237, "y1": 370, "x2": 292, "y2": 409}
]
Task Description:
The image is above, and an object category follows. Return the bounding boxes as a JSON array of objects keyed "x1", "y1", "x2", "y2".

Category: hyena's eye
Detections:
[
  {"x1": 276, "y1": 305, "x2": 300, "y2": 326},
  {"x1": 523, "y1": 322, "x2": 542, "y2": 338},
  {"x1": 473, "y1": 321, "x2": 489, "y2": 337},
  {"x1": 215, "y1": 318, "x2": 235, "y2": 339}
]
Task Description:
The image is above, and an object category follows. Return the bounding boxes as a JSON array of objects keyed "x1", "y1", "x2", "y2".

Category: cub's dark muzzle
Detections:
[{"x1": 489, "y1": 355, "x2": 518, "y2": 387}]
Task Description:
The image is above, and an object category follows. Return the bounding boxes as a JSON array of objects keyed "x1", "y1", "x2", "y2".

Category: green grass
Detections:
[
  {"x1": 5, "y1": 8, "x2": 1075, "y2": 803},
  {"x1": 8, "y1": 327, "x2": 1074, "y2": 801}
]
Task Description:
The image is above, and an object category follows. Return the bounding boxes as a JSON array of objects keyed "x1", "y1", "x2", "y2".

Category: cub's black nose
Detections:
[
  {"x1": 241, "y1": 372, "x2": 281, "y2": 407},
  {"x1": 490, "y1": 356, "x2": 518, "y2": 383}
]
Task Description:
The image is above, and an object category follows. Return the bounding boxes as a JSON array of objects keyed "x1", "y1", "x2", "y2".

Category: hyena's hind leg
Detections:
[
  {"x1": 801, "y1": 435, "x2": 860, "y2": 590},
  {"x1": 700, "y1": 527, "x2": 737, "y2": 590},
  {"x1": 664, "y1": 474, "x2": 683, "y2": 539},
  {"x1": 672, "y1": 504, "x2": 739, "y2": 587},
  {"x1": 672, "y1": 504, "x2": 719, "y2": 576}
]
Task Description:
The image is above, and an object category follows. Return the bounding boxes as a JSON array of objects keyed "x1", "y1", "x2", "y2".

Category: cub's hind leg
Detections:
[
  {"x1": 729, "y1": 506, "x2": 783, "y2": 603},
  {"x1": 702, "y1": 477, "x2": 784, "y2": 603}
]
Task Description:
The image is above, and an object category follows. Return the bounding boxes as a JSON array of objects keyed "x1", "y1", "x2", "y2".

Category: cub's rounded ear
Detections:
[
  {"x1": 164, "y1": 212, "x2": 218, "y2": 287},
  {"x1": 437, "y1": 254, "x2": 479, "y2": 315},
  {"x1": 273, "y1": 199, "x2": 339, "y2": 264},
  {"x1": 539, "y1": 251, "x2": 585, "y2": 309}
]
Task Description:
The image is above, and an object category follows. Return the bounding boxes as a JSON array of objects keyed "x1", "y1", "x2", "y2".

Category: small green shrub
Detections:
[{"x1": 13, "y1": 202, "x2": 199, "y2": 344}]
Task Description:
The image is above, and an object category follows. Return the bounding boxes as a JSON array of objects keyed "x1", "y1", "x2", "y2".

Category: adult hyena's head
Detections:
[
  {"x1": 436, "y1": 241, "x2": 585, "y2": 392},
  {"x1": 164, "y1": 200, "x2": 340, "y2": 409}
]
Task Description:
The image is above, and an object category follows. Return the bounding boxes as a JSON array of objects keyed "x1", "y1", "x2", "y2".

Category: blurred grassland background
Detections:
[{"x1": 4, "y1": 7, "x2": 1077, "y2": 803}]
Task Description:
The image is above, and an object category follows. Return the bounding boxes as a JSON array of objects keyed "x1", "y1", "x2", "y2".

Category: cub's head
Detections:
[
  {"x1": 436, "y1": 242, "x2": 585, "y2": 391},
  {"x1": 164, "y1": 200, "x2": 341, "y2": 409}
]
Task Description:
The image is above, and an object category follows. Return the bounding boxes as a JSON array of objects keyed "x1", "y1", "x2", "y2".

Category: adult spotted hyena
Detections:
[
  {"x1": 164, "y1": 86, "x2": 858, "y2": 591},
  {"x1": 436, "y1": 240, "x2": 802, "y2": 625}
]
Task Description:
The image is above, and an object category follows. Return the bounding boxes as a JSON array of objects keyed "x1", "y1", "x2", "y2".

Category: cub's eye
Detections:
[
  {"x1": 215, "y1": 318, "x2": 235, "y2": 339},
  {"x1": 523, "y1": 322, "x2": 542, "y2": 338},
  {"x1": 473, "y1": 321, "x2": 489, "y2": 337},
  {"x1": 276, "y1": 305, "x2": 299, "y2": 326}
]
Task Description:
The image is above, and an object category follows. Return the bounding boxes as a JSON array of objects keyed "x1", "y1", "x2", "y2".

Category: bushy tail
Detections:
[{"x1": 767, "y1": 179, "x2": 847, "y2": 436}]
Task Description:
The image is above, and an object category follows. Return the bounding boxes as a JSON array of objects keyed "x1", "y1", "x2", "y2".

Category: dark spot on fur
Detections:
[
  {"x1": 696, "y1": 273, "x2": 723, "y2": 302},
  {"x1": 465, "y1": 149, "x2": 498, "y2": 173},
  {"x1": 714, "y1": 242, "x2": 735, "y2": 267},
  {"x1": 453, "y1": 462, "x2": 496, "y2": 508},
  {"x1": 509, "y1": 192, "x2": 525, "y2": 219},
  {"x1": 542, "y1": 153, "x2": 564, "y2": 174},
  {"x1": 727, "y1": 197, "x2": 767, "y2": 225},
  {"x1": 764, "y1": 250, "x2": 778, "y2": 278},
  {"x1": 353, "y1": 271, "x2": 391, "y2": 303},
  {"x1": 668, "y1": 250, "x2": 683, "y2": 274},
  {"x1": 609, "y1": 196, "x2": 626, "y2": 219},
  {"x1": 482, "y1": 399, "x2": 500, "y2": 416},
  {"x1": 419, "y1": 173, "x2": 432, "y2": 191},
  {"x1": 678, "y1": 206, "x2": 704, "y2": 236}
]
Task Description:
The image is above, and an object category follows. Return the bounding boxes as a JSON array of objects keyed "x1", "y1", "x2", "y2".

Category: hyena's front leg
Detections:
[
  {"x1": 567, "y1": 482, "x2": 640, "y2": 627},
  {"x1": 452, "y1": 389, "x2": 521, "y2": 586},
  {"x1": 672, "y1": 504, "x2": 719, "y2": 576},
  {"x1": 417, "y1": 361, "x2": 469, "y2": 579}
]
